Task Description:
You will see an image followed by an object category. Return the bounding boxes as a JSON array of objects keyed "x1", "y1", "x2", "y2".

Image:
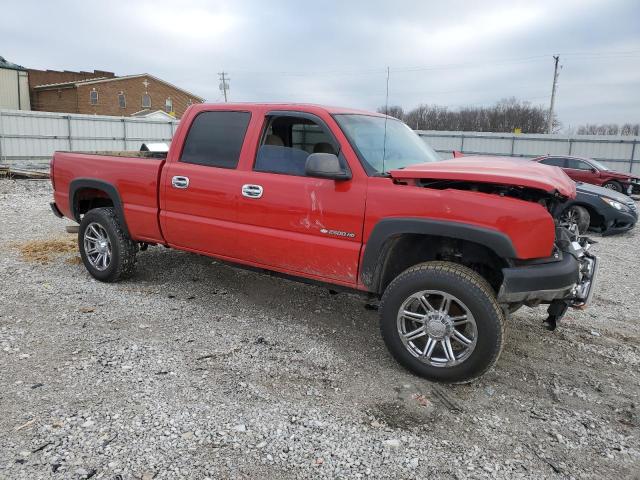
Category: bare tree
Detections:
[
  {"x1": 376, "y1": 105, "x2": 405, "y2": 120},
  {"x1": 577, "y1": 123, "x2": 639, "y2": 136},
  {"x1": 388, "y1": 98, "x2": 553, "y2": 133}
]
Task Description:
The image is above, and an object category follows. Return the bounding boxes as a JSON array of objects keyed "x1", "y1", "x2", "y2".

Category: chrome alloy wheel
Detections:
[
  {"x1": 563, "y1": 207, "x2": 578, "y2": 225},
  {"x1": 83, "y1": 222, "x2": 112, "y2": 271},
  {"x1": 396, "y1": 290, "x2": 477, "y2": 367}
]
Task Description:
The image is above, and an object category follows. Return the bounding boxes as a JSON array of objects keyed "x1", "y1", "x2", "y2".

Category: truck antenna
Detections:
[{"x1": 382, "y1": 66, "x2": 390, "y2": 173}]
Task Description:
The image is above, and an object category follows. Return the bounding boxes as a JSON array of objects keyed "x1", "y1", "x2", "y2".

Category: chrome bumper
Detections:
[
  {"x1": 570, "y1": 240, "x2": 598, "y2": 308},
  {"x1": 497, "y1": 237, "x2": 598, "y2": 308}
]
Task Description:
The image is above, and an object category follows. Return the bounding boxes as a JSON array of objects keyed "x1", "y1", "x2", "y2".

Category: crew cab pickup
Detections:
[{"x1": 50, "y1": 103, "x2": 598, "y2": 383}]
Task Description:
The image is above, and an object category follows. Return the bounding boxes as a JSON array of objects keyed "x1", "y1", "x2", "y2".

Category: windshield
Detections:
[
  {"x1": 334, "y1": 114, "x2": 441, "y2": 174},
  {"x1": 587, "y1": 158, "x2": 610, "y2": 171}
]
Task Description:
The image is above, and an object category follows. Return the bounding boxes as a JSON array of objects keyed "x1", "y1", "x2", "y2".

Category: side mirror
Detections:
[{"x1": 305, "y1": 153, "x2": 351, "y2": 181}]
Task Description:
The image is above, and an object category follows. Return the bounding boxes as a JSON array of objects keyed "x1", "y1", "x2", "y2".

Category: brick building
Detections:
[{"x1": 29, "y1": 70, "x2": 204, "y2": 118}]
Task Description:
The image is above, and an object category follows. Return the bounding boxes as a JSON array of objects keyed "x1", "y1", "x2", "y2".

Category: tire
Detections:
[
  {"x1": 379, "y1": 261, "x2": 505, "y2": 383},
  {"x1": 78, "y1": 207, "x2": 138, "y2": 282},
  {"x1": 603, "y1": 181, "x2": 622, "y2": 193},
  {"x1": 561, "y1": 205, "x2": 590, "y2": 234}
]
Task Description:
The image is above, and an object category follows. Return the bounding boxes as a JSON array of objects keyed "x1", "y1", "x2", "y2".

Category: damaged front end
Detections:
[
  {"x1": 497, "y1": 224, "x2": 599, "y2": 330},
  {"x1": 408, "y1": 176, "x2": 599, "y2": 330}
]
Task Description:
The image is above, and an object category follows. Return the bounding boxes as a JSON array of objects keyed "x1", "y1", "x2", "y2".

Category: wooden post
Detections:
[{"x1": 67, "y1": 115, "x2": 73, "y2": 151}]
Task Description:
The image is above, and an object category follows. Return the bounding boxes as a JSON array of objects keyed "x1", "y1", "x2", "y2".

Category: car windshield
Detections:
[
  {"x1": 334, "y1": 114, "x2": 441, "y2": 174},
  {"x1": 587, "y1": 158, "x2": 610, "y2": 171}
]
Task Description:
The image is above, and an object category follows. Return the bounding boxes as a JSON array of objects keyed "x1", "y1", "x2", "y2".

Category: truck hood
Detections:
[{"x1": 389, "y1": 156, "x2": 576, "y2": 198}]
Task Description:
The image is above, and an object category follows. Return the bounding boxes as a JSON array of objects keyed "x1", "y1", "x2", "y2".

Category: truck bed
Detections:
[
  {"x1": 58, "y1": 151, "x2": 167, "y2": 159},
  {"x1": 51, "y1": 151, "x2": 165, "y2": 244}
]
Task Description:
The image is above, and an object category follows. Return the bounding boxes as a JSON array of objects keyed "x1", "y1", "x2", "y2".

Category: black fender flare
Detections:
[
  {"x1": 69, "y1": 178, "x2": 130, "y2": 236},
  {"x1": 360, "y1": 218, "x2": 517, "y2": 293}
]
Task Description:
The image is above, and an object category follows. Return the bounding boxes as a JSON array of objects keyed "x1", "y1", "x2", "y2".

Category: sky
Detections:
[{"x1": 1, "y1": 0, "x2": 639, "y2": 128}]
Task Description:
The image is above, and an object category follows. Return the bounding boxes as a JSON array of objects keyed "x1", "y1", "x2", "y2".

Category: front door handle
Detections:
[
  {"x1": 172, "y1": 176, "x2": 189, "y2": 189},
  {"x1": 242, "y1": 184, "x2": 263, "y2": 199}
]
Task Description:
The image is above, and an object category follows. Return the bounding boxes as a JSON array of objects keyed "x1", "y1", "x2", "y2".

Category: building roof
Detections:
[
  {"x1": 0, "y1": 55, "x2": 26, "y2": 71},
  {"x1": 33, "y1": 73, "x2": 205, "y2": 101},
  {"x1": 32, "y1": 77, "x2": 111, "y2": 89},
  {"x1": 130, "y1": 109, "x2": 176, "y2": 120}
]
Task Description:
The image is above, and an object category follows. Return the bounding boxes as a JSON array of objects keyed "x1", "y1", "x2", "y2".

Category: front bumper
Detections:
[
  {"x1": 601, "y1": 208, "x2": 637, "y2": 236},
  {"x1": 497, "y1": 238, "x2": 598, "y2": 308},
  {"x1": 627, "y1": 182, "x2": 640, "y2": 195},
  {"x1": 600, "y1": 196, "x2": 638, "y2": 236}
]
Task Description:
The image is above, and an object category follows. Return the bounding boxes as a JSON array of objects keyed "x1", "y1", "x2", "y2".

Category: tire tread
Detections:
[
  {"x1": 79, "y1": 207, "x2": 137, "y2": 282},
  {"x1": 379, "y1": 261, "x2": 505, "y2": 383}
]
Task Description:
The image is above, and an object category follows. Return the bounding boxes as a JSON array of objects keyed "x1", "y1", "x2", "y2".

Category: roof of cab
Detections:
[{"x1": 193, "y1": 102, "x2": 388, "y2": 117}]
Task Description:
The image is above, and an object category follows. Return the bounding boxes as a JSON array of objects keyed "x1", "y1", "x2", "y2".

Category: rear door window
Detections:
[
  {"x1": 180, "y1": 111, "x2": 251, "y2": 168},
  {"x1": 566, "y1": 158, "x2": 592, "y2": 170},
  {"x1": 540, "y1": 157, "x2": 566, "y2": 167}
]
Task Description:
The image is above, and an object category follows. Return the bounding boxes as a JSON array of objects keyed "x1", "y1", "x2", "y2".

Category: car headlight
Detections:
[{"x1": 601, "y1": 197, "x2": 629, "y2": 211}]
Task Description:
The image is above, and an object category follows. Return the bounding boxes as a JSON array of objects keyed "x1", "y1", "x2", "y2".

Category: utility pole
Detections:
[
  {"x1": 218, "y1": 72, "x2": 230, "y2": 102},
  {"x1": 547, "y1": 55, "x2": 560, "y2": 134}
]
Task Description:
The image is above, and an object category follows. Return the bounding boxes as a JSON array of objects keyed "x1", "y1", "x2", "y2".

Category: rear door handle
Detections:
[
  {"x1": 242, "y1": 184, "x2": 263, "y2": 199},
  {"x1": 172, "y1": 176, "x2": 189, "y2": 189}
]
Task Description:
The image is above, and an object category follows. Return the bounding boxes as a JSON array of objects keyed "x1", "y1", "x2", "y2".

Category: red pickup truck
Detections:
[{"x1": 49, "y1": 103, "x2": 598, "y2": 383}]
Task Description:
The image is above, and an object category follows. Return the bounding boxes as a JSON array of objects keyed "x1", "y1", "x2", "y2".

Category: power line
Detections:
[{"x1": 227, "y1": 50, "x2": 640, "y2": 78}]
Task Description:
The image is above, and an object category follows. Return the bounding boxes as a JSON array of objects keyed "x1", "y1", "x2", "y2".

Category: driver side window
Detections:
[{"x1": 254, "y1": 115, "x2": 339, "y2": 176}]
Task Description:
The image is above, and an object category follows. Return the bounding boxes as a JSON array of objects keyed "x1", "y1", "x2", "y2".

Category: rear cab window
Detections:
[{"x1": 180, "y1": 111, "x2": 251, "y2": 168}]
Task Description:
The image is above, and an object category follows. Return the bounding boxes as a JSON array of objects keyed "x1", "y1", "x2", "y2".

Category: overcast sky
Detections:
[{"x1": 1, "y1": 0, "x2": 639, "y2": 127}]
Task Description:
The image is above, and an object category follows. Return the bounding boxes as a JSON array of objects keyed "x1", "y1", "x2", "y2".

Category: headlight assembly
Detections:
[{"x1": 601, "y1": 197, "x2": 629, "y2": 211}]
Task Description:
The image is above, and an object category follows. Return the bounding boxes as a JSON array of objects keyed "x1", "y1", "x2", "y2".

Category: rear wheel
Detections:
[
  {"x1": 379, "y1": 261, "x2": 505, "y2": 383},
  {"x1": 78, "y1": 207, "x2": 138, "y2": 282},
  {"x1": 603, "y1": 181, "x2": 622, "y2": 192},
  {"x1": 561, "y1": 205, "x2": 590, "y2": 234}
]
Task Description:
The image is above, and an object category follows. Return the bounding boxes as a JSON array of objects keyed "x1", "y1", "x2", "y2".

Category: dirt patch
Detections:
[
  {"x1": 65, "y1": 256, "x2": 82, "y2": 265},
  {"x1": 17, "y1": 237, "x2": 77, "y2": 263},
  {"x1": 369, "y1": 384, "x2": 439, "y2": 429}
]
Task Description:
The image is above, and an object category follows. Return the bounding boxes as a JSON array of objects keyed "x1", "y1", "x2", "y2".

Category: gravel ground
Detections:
[{"x1": 1, "y1": 179, "x2": 639, "y2": 480}]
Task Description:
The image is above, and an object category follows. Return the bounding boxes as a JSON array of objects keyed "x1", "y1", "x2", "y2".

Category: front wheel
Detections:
[
  {"x1": 603, "y1": 181, "x2": 622, "y2": 192},
  {"x1": 561, "y1": 205, "x2": 590, "y2": 234},
  {"x1": 379, "y1": 261, "x2": 505, "y2": 383},
  {"x1": 78, "y1": 207, "x2": 138, "y2": 282}
]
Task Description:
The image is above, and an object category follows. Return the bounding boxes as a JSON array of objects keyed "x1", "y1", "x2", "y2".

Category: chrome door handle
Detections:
[
  {"x1": 172, "y1": 176, "x2": 189, "y2": 189},
  {"x1": 242, "y1": 184, "x2": 263, "y2": 199}
]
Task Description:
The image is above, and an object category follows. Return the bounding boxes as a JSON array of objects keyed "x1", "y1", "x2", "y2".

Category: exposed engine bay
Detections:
[
  {"x1": 416, "y1": 178, "x2": 568, "y2": 215},
  {"x1": 413, "y1": 179, "x2": 599, "y2": 330}
]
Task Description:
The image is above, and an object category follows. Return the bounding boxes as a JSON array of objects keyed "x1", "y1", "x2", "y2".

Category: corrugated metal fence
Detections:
[
  {"x1": 2, "y1": 109, "x2": 639, "y2": 175},
  {"x1": 418, "y1": 130, "x2": 640, "y2": 175},
  {"x1": 0, "y1": 109, "x2": 179, "y2": 170}
]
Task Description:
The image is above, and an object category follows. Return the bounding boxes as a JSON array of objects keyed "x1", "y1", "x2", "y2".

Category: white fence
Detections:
[
  {"x1": 0, "y1": 109, "x2": 179, "y2": 170},
  {"x1": 2, "y1": 109, "x2": 639, "y2": 175},
  {"x1": 418, "y1": 130, "x2": 640, "y2": 175}
]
